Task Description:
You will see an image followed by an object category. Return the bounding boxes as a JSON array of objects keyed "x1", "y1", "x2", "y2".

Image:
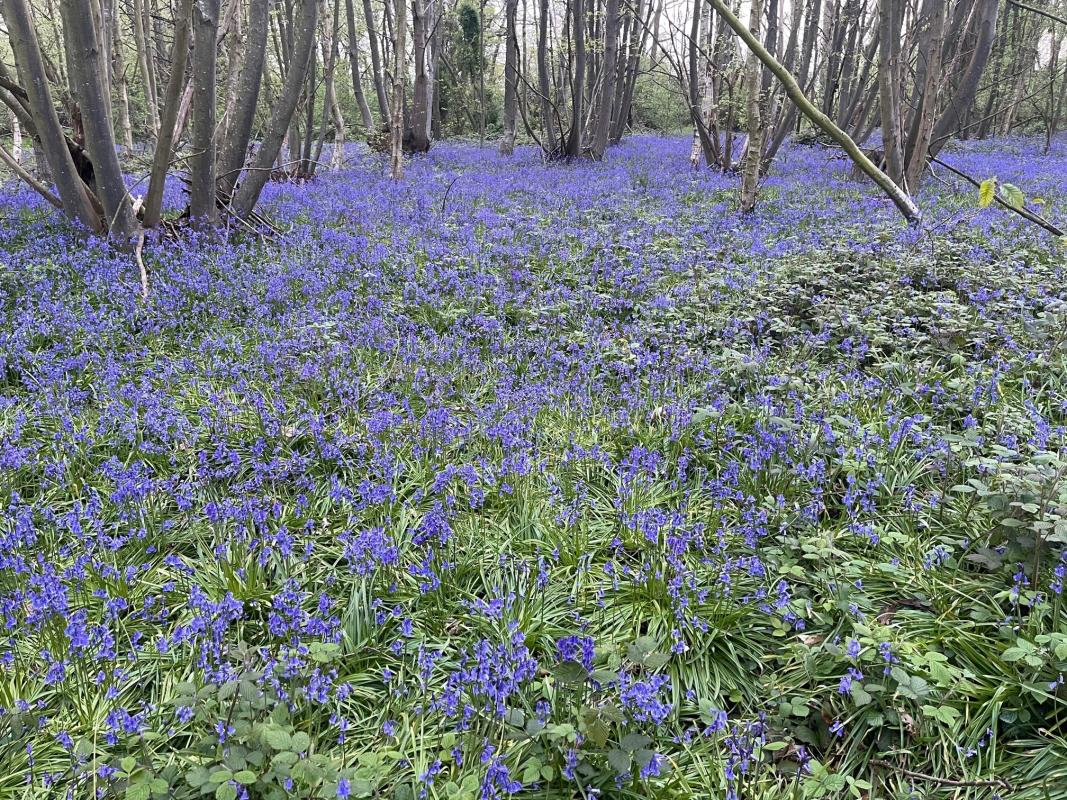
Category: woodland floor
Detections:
[{"x1": 0, "y1": 134, "x2": 1066, "y2": 799}]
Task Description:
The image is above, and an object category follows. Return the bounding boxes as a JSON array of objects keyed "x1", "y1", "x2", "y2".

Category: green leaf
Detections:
[
  {"x1": 620, "y1": 733, "x2": 652, "y2": 752},
  {"x1": 554, "y1": 661, "x2": 588, "y2": 685},
  {"x1": 263, "y1": 729, "x2": 292, "y2": 750},
  {"x1": 1002, "y1": 647, "x2": 1028, "y2": 662},
  {"x1": 120, "y1": 756, "x2": 138, "y2": 774},
  {"x1": 851, "y1": 686, "x2": 872, "y2": 707},
  {"x1": 290, "y1": 731, "x2": 310, "y2": 753},
  {"x1": 1000, "y1": 183, "x2": 1025, "y2": 210},
  {"x1": 125, "y1": 784, "x2": 150, "y2": 800},
  {"x1": 521, "y1": 761, "x2": 541, "y2": 784},
  {"x1": 978, "y1": 177, "x2": 996, "y2": 207},
  {"x1": 216, "y1": 785, "x2": 238, "y2": 800},
  {"x1": 607, "y1": 748, "x2": 631, "y2": 774},
  {"x1": 642, "y1": 652, "x2": 670, "y2": 670},
  {"x1": 209, "y1": 770, "x2": 234, "y2": 784},
  {"x1": 233, "y1": 771, "x2": 257, "y2": 785}
]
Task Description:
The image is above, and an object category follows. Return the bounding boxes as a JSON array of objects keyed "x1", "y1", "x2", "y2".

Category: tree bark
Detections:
[
  {"x1": 410, "y1": 0, "x2": 431, "y2": 151},
  {"x1": 929, "y1": 0, "x2": 999, "y2": 157},
  {"x1": 537, "y1": 0, "x2": 559, "y2": 153},
  {"x1": 877, "y1": 0, "x2": 905, "y2": 185},
  {"x1": 143, "y1": 0, "x2": 193, "y2": 227}
]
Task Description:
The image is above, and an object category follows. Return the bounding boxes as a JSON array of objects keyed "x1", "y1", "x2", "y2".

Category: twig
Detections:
[
  {"x1": 1008, "y1": 0, "x2": 1067, "y2": 26},
  {"x1": 870, "y1": 759, "x2": 1012, "y2": 791},
  {"x1": 929, "y1": 155, "x2": 1066, "y2": 237},
  {"x1": 439, "y1": 176, "x2": 460, "y2": 215}
]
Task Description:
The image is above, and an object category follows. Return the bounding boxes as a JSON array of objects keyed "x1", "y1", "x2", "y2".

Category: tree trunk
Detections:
[
  {"x1": 929, "y1": 0, "x2": 999, "y2": 158},
  {"x1": 112, "y1": 5, "x2": 134, "y2": 150},
  {"x1": 877, "y1": 0, "x2": 905, "y2": 184},
  {"x1": 132, "y1": 0, "x2": 160, "y2": 136},
  {"x1": 390, "y1": 0, "x2": 407, "y2": 177},
  {"x1": 189, "y1": 0, "x2": 220, "y2": 225},
  {"x1": 345, "y1": 0, "x2": 376, "y2": 130},
  {"x1": 537, "y1": 0, "x2": 559, "y2": 154},
  {"x1": 565, "y1": 0, "x2": 586, "y2": 157},
  {"x1": 499, "y1": 0, "x2": 519, "y2": 154},
  {"x1": 11, "y1": 109, "x2": 22, "y2": 163},
  {"x1": 233, "y1": 0, "x2": 318, "y2": 216},
  {"x1": 590, "y1": 0, "x2": 620, "y2": 159},
  {"x1": 739, "y1": 0, "x2": 762, "y2": 212},
  {"x1": 143, "y1": 0, "x2": 193, "y2": 228},
  {"x1": 410, "y1": 0, "x2": 431, "y2": 151},
  {"x1": 217, "y1": 0, "x2": 270, "y2": 199},
  {"x1": 362, "y1": 0, "x2": 391, "y2": 120},
  {"x1": 60, "y1": 0, "x2": 139, "y2": 236}
]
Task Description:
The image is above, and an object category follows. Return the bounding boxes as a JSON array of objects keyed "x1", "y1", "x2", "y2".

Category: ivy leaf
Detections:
[
  {"x1": 1000, "y1": 183, "x2": 1025, "y2": 210},
  {"x1": 978, "y1": 177, "x2": 996, "y2": 207}
]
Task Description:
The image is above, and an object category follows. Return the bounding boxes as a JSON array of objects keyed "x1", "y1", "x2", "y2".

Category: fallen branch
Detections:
[
  {"x1": 134, "y1": 229, "x2": 148, "y2": 298},
  {"x1": 704, "y1": 0, "x2": 921, "y2": 224},
  {"x1": 870, "y1": 759, "x2": 1012, "y2": 792}
]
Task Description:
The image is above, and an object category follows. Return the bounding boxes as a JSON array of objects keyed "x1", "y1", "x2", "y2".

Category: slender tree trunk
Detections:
[
  {"x1": 10, "y1": 110, "x2": 22, "y2": 163},
  {"x1": 929, "y1": 0, "x2": 999, "y2": 159},
  {"x1": 143, "y1": 0, "x2": 194, "y2": 227},
  {"x1": 189, "y1": 0, "x2": 220, "y2": 225},
  {"x1": 410, "y1": 0, "x2": 431, "y2": 151},
  {"x1": 233, "y1": 0, "x2": 318, "y2": 215},
  {"x1": 112, "y1": 6, "x2": 135, "y2": 150},
  {"x1": 424, "y1": 0, "x2": 439, "y2": 142},
  {"x1": 345, "y1": 0, "x2": 376, "y2": 129},
  {"x1": 590, "y1": 0, "x2": 620, "y2": 158},
  {"x1": 877, "y1": 0, "x2": 905, "y2": 184},
  {"x1": 217, "y1": 0, "x2": 270, "y2": 198},
  {"x1": 537, "y1": 0, "x2": 559, "y2": 153},
  {"x1": 564, "y1": 0, "x2": 586, "y2": 157},
  {"x1": 133, "y1": 0, "x2": 160, "y2": 136},
  {"x1": 362, "y1": 0, "x2": 391, "y2": 120},
  {"x1": 390, "y1": 0, "x2": 407, "y2": 177},
  {"x1": 500, "y1": 0, "x2": 519, "y2": 154},
  {"x1": 61, "y1": 0, "x2": 139, "y2": 236},
  {"x1": 739, "y1": 0, "x2": 762, "y2": 212}
]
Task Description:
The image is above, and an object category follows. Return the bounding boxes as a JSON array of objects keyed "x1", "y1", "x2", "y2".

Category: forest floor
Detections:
[{"x1": 0, "y1": 134, "x2": 1066, "y2": 800}]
